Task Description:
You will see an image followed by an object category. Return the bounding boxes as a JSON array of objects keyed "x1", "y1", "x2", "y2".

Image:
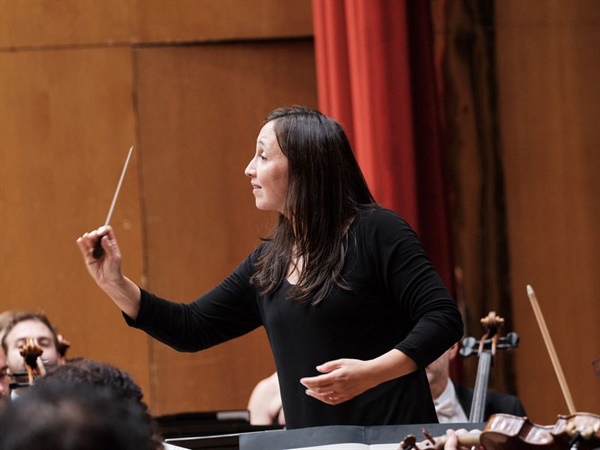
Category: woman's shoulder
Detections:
[
  {"x1": 233, "y1": 242, "x2": 268, "y2": 272},
  {"x1": 355, "y1": 206, "x2": 410, "y2": 229},
  {"x1": 352, "y1": 207, "x2": 420, "y2": 244}
]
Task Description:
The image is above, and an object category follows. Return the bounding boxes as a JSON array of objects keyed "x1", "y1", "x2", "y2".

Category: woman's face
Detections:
[{"x1": 245, "y1": 121, "x2": 289, "y2": 214}]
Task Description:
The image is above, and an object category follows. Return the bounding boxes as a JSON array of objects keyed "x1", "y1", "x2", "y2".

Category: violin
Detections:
[
  {"x1": 398, "y1": 412, "x2": 600, "y2": 450},
  {"x1": 460, "y1": 311, "x2": 519, "y2": 422},
  {"x1": 480, "y1": 412, "x2": 600, "y2": 450}
]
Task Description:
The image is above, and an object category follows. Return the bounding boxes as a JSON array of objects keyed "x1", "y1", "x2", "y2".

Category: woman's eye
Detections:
[{"x1": 259, "y1": 154, "x2": 267, "y2": 161}]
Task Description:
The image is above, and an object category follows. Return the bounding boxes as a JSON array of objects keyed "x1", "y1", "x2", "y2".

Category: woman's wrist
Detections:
[
  {"x1": 101, "y1": 276, "x2": 142, "y2": 319},
  {"x1": 368, "y1": 349, "x2": 418, "y2": 385}
]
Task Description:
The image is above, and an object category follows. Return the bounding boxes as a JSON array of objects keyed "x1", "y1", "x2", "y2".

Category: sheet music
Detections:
[{"x1": 163, "y1": 443, "x2": 190, "y2": 450}]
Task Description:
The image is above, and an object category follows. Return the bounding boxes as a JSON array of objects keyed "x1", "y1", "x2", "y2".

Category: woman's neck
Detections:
[{"x1": 286, "y1": 248, "x2": 304, "y2": 285}]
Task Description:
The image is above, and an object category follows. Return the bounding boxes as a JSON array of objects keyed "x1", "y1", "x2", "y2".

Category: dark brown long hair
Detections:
[{"x1": 251, "y1": 106, "x2": 377, "y2": 305}]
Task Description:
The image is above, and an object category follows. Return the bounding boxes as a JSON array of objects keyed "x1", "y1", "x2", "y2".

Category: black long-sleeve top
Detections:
[{"x1": 126, "y1": 208, "x2": 463, "y2": 429}]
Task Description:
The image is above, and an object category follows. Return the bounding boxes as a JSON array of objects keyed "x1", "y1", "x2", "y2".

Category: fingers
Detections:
[
  {"x1": 444, "y1": 429, "x2": 482, "y2": 450},
  {"x1": 301, "y1": 367, "x2": 344, "y2": 405},
  {"x1": 301, "y1": 373, "x2": 337, "y2": 405},
  {"x1": 301, "y1": 358, "x2": 372, "y2": 406},
  {"x1": 300, "y1": 359, "x2": 342, "y2": 387},
  {"x1": 445, "y1": 429, "x2": 458, "y2": 449},
  {"x1": 300, "y1": 375, "x2": 336, "y2": 394},
  {"x1": 301, "y1": 359, "x2": 356, "y2": 405},
  {"x1": 76, "y1": 226, "x2": 114, "y2": 263},
  {"x1": 304, "y1": 388, "x2": 340, "y2": 405},
  {"x1": 315, "y1": 360, "x2": 341, "y2": 373}
]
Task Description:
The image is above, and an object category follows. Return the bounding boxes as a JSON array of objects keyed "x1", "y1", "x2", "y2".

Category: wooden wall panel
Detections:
[
  {"x1": 0, "y1": 48, "x2": 150, "y2": 395},
  {"x1": 0, "y1": 0, "x2": 312, "y2": 49},
  {"x1": 134, "y1": 40, "x2": 318, "y2": 415},
  {"x1": 496, "y1": 0, "x2": 600, "y2": 422},
  {"x1": 1, "y1": 0, "x2": 315, "y2": 415},
  {"x1": 135, "y1": 0, "x2": 313, "y2": 42},
  {"x1": 0, "y1": 0, "x2": 135, "y2": 48}
]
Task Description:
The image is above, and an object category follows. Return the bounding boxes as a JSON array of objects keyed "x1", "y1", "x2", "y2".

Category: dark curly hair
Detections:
[
  {"x1": 34, "y1": 358, "x2": 163, "y2": 450},
  {"x1": 0, "y1": 382, "x2": 153, "y2": 450}
]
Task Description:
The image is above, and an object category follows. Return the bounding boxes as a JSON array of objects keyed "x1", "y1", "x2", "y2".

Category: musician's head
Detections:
[
  {"x1": 35, "y1": 358, "x2": 145, "y2": 407},
  {"x1": 1, "y1": 312, "x2": 65, "y2": 373},
  {"x1": 0, "y1": 381, "x2": 154, "y2": 450},
  {"x1": 33, "y1": 358, "x2": 164, "y2": 450},
  {"x1": 0, "y1": 346, "x2": 9, "y2": 403}
]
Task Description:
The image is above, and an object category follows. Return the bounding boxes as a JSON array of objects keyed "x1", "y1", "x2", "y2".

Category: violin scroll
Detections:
[
  {"x1": 18, "y1": 337, "x2": 46, "y2": 385},
  {"x1": 459, "y1": 311, "x2": 519, "y2": 358},
  {"x1": 459, "y1": 332, "x2": 519, "y2": 358}
]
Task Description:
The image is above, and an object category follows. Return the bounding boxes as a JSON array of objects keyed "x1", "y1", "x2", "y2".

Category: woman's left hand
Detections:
[
  {"x1": 299, "y1": 349, "x2": 417, "y2": 405},
  {"x1": 299, "y1": 358, "x2": 375, "y2": 405}
]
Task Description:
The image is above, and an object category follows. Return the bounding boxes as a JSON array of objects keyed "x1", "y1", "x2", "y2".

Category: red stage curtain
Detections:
[{"x1": 312, "y1": 0, "x2": 454, "y2": 295}]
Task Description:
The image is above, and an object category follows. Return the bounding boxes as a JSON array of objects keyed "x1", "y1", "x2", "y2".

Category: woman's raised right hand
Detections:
[
  {"x1": 76, "y1": 226, "x2": 123, "y2": 286},
  {"x1": 76, "y1": 226, "x2": 141, "y2": 319}
]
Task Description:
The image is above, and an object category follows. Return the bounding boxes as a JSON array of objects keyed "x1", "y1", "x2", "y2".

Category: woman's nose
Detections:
[{"x1": 244, "y1": 158, "x2": 255, "y2": 177}]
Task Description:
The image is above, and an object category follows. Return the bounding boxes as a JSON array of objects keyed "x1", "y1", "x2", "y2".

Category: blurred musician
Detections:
[
  {"x1": 426, "y1": 342, "x2": 526, "y2": 423},
  {"x1": 1, "y1": 311, "x2": 66, "y2": 395},
  {"x1": 0, "y1": 346, "x2": 9, "y2": 409},
  {"x1": 248, "y1": 371, "x2": 285, "y2": 426}
]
